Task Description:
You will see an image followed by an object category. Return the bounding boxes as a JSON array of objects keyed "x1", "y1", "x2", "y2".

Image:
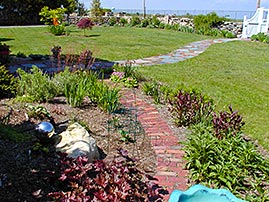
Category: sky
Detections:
[{"x1": 81, "y1": 0, "x2": 269, "y2": 11}]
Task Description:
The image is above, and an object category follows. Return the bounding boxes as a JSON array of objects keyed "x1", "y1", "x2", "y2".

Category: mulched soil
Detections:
[{"x1": 0, "y1": 92, "x2": 158, "y2": 201}]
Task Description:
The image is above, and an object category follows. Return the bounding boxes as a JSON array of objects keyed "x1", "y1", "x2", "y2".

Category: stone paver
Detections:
[{"x1": 116, "y1": 38, "x2": 239, "y2": 66}]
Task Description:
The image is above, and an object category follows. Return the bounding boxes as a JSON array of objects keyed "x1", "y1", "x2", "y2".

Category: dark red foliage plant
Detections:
[
  {"x1": 212, "y1": 105, "x2": 245, "y2": 139},
  {"x1": 48, "y1": 149, "x2": 168, "y2": 202},
  {"x1": 168, "y1": 90, "x2": 214, "y2": 127},
  {"x1": 77, "y1": 18, "x2": 95, "y2": 30}
]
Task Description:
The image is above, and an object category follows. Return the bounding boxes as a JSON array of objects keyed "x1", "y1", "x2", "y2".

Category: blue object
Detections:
[{"x1": 169, "y1": 184, "x2": 246, "y2": 202}]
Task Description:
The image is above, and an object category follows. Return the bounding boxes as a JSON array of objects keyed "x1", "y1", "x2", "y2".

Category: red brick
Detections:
[
  {"x1": 155, "y1": 149, "x2": 166, "y2": 154},
  {"x1": 156, "y1": 171, "x2": 177, "y2": 176},
  {"x1": 154, "y1": 175, "x2": 167, "y2": 182}
]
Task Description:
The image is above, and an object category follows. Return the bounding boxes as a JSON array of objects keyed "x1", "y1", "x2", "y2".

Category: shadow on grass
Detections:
[{"x1": 0, "y1": 37, "x2": 14, "y2": 42}]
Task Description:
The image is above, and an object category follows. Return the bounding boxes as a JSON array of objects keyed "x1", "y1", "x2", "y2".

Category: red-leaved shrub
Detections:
[
  {"x1": 77, "y1": 18, "x2": 95, "y2": 30},
  {"x1": 48, "y1": 149, "x2": 168, "y2": 201}
]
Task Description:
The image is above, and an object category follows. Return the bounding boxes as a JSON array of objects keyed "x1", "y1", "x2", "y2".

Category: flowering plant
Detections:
[{"x1": 110, "y1": 71, "x2": 125, "y2": 82}]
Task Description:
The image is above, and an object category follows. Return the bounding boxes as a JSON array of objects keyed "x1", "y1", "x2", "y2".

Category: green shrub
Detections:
[
  {"x1": 164, "y1": 24, "x2": 173, "y2": 30},
  {"x1": 111, "y1": 62, "x2": 139, "y2": 88},
  {"x1": 16, "y1": 66, "x2": 58, "y2": 102},
  {"x1": 119, "y1": 17, "x2": 128, "y2": 26},
  {"x1": 159, "y1": 23, "x2": 165, "y2": 29},
  {"x1": 221, "y1": 30, "x2": 236, "y2": 38},
  {"x1": 64, "y1": 79, "x2": 86, "y2": 107},
  {"x1": 113, "y1": 62, "x2": 137, "y2": 79},
  {"x1": 178, "y1": 26, "x2": 194, "y2": 33},
  {"x1": 123, "y1": 77, "x2": 138, "y2": 88},
  {"x1": 141, "y1": 18, "x2": 150, "y2": 27},
  {"x1": 130, "y1": 16, "x2": 141, "y2": 27},
  {"x1": 251, "y1": 32, "x2": 269, "y2": 43},
  {"x1": 64, "y1": 70, "x2": 98, "y2": 107},
  {"x1": 52, "y1": 67, "x2": 74, "y2": 95},
  {"x1": 108, "y1": 17, "x2": 117, "y2": 26},
  {"x1": 150, "y1": 16, "x2": 160, "y2": 28},
  {"x1": 184, "y1": 123, "x2": 269, "y2": 201},
  {"x1": 193, "y1": 12, "x2": 225, "y2": 33},
  {"x1": 172, "y1": 24, "x2": 180, "y2": 31},
  {"x1": 142, "y1": 81, "x2": 162, "y2": 104},
  {"x1": 89, "y1": 81, "x2": 120, "y2": 113},
  {"x1": 48, "y1": 25, "x2": 66, "y2": 36},
  {"x1": 0, "y1": 66, "x2": 17, "y2": 98}
]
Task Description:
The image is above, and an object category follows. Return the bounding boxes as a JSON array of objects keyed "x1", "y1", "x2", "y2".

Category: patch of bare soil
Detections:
[{"x1": 0, "y1": 94, "x2": 157, "y2": 201}]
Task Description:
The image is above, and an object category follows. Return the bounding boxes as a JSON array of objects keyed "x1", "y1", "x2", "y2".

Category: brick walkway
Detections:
[{"x1": 120, "y1": 89, "x2": 189, "y2": 201}]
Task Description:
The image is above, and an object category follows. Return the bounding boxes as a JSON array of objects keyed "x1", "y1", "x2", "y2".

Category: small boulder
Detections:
[{"x1": 56, "y1": 122, "x2": 99, "y2": 162}]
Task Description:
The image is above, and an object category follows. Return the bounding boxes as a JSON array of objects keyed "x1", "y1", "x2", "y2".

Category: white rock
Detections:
[{"x1": 56, "y1": 122, "x2": 99, "y2": 162}]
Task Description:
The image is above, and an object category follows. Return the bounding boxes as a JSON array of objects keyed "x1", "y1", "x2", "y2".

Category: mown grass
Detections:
[
  {"x1": 138, "y1": 40, "x2": 269, "y2": 151},
  {"x1": 2, "y1": 26, "x2": 269, "y2": 151},
  {"x1": 0, "y1": 25, "x2": 210, "y2": 61}
]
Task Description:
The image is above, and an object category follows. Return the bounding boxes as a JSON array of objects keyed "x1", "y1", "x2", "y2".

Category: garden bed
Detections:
[{"x1": 0, "y1": 94, "x2": 157, "y2": 201}]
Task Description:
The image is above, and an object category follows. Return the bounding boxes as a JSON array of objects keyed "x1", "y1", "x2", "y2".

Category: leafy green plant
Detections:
[
  {"x1": 26, "y1": 104, "x2": 51, "y2": 120},
  {"x1": 64, "y1": 70, "x2": 95, "y2": 107},
  {"x1": 119, "y1": 17, "x2": 128, "y2": 26},
  {"x1": 119, "y1": 129, "x2": 134, "y2": 142},
  {"x1": 193, "y1": 12, "x2": 225, "y2": 32},
  {"x1": 141, "y1": 18, "x2": 150, "y2": 27},
  {"x1": 142, "y1": 81, "x2": 162, "y2": 104},
  {"x1": 114, "y1": 61, "x2": 137, "y2": 79},
  {"x1": 130, "y1": 16, "x2": 141, "y2": 27},
  {"x1": 39, "y1": 6, "x2": 66, "y2": 25},
  {"x1": 16, "y1": 66, "x2": 58, "y2": 102},
  {"x1": 184, "y1": 123, "x2": 269, "y2": 201},
  {"x1": 108, "y1": 16, "x2": 117, "y2": 26},
  {"x1": 0, "y1": 65, "x2": 17, "y2": 98},
  {"x1": 32, "y1": 142, "x2": 49, "y2": 153},
  {"x1": 48, "y1": 24, "x2": 66, "y2": 36},
  {"x1": 178, "y1": 26, "x2": 195, "y2": 33},
  {"x1": 123, "y1": 77, "x2": 138, "y2": 88},
  {"x1": 150, "y1": 16, "x2": 160, "y2": 28},
  {"x1": 94, "y1": 83, "x2": 120, "y2": 113},
  {"x1": 169, "y1": 89, "x2": 214, "y2": 127},
  {"x1": 110, "y1": 71, "x2": 125, "y2": 82},
  {"x1": 251, "y1": 32, "x2": 269, "y2": 43}
]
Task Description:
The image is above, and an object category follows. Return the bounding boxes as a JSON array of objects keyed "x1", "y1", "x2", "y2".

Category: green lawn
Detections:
[
  {"x1": 0, "y1": 26, "x2": 210, "y2": 61},
  {"x1": 1, "y1": 26, "x2": 269, "y2": 151},
  {"x1": 138, "y1": 40, "x2": 269, "y2": 150}
]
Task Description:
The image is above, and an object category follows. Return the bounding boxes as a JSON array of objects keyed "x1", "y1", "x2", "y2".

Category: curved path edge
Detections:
[{"x1": 116, "y1": 38, "x2": 239, "y2": 67}]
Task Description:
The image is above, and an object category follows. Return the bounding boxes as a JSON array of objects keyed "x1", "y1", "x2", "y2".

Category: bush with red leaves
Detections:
[
  {"x1": 48, "y1": 149, "x2": 169, "y2": 201},
  {"x1": 77, "y1": 18, "x2": 95, "y2": 30}
]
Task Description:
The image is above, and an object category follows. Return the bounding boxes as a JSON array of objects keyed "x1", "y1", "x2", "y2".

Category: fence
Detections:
[{"x1": 114, "y1": 9, "x2": 256, "y2": 20}]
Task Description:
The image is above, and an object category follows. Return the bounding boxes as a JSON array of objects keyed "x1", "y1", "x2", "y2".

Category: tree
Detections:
[
  {"x1": 0, "y1": 0, "x2": 79, "y2": 25},
  {"x1": 90, "y1": 0, "x2": 102, "y2": 23}
]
